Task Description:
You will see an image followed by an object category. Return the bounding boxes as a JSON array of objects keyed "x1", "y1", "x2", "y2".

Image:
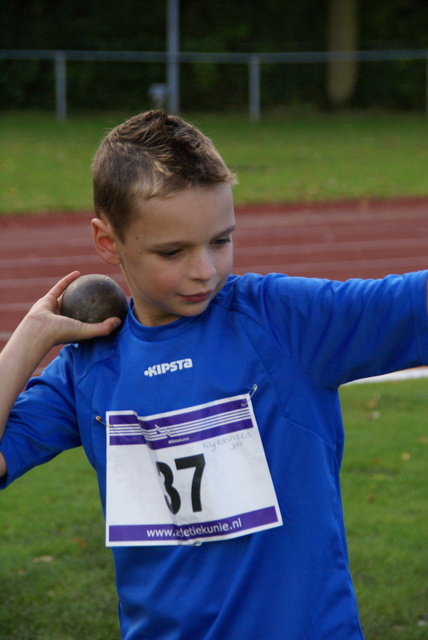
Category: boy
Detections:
[{"x1": 1, "y1": 110, "x2": 427, "y2": 640}]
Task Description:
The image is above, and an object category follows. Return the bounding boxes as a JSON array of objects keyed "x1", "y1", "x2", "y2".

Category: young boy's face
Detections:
[{"x1": 96, "y1": 183, "x2": 235, "y2": 326}]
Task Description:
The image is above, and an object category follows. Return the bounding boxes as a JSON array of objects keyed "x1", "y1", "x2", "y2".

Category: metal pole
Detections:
[
  {"x1": 249, "y1": 55, "x2": 260, "y2": 121},
  {"x1": 167, "y1": 0, "x2": 180, "y2": 114},
  {"x1": 55, "y1": 51, "x2": 67, "y2": 121}
]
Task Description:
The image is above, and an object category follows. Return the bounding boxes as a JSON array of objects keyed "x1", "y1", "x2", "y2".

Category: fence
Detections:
[{"x1": 1, "y1": 48, "x2": 428, "y2": 121}]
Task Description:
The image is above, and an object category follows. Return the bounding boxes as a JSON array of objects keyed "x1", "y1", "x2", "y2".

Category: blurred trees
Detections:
[{"x1": 0, "y1": 0, "x2": 427, "y2": 112}]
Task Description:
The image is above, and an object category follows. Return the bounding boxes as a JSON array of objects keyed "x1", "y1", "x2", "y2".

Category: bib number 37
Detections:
[{"x1": 156, "y1": 454, "x2": 206, "y2": 515}]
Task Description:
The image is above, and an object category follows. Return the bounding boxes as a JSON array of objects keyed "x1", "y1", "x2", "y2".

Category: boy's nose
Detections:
[{"x1": 189, "y1": 250, "x2": 216, "y2": 281}]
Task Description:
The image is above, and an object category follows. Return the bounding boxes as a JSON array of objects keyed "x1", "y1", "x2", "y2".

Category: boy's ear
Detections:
[{"x1": 91, "y1": 218, "x2": 121, "y2": 265}]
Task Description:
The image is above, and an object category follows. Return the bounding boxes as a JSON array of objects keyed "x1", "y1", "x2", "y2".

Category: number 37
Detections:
[{"x1": 156, "y1": 454, "x2": 206, "y2": 515}]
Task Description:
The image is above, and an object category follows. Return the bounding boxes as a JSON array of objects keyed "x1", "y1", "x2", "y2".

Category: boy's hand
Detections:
[
  {"x1": 0, "y1": 272, "x2": 123, "y2": 448},
  {"x1": 27, "y1": 271, "x2": 123, "y2": 346}
]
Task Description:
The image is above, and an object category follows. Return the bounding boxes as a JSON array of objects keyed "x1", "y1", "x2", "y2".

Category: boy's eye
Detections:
[
  {"x1": 213, "y1": 237, "x2": 232, "y2": 248},
  {"x1": 158, "y1": 249, "x2": 182, "y2": 259}
]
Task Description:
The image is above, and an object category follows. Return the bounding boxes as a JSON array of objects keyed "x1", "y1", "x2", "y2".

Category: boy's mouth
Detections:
[{"x1": 180, "y1": 291, "x2": 212, "y2": 303}]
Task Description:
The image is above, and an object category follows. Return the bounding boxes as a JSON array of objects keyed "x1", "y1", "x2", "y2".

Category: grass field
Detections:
[
  {"x1": 1, "y1": 110, "x2": 428, "y2": 214},
  {"x1": 341, "y1": 379, "x2": 428, "y2": 639},
  {"x1": 0, "y1": 379, "x2": 427, "y2": 639}
]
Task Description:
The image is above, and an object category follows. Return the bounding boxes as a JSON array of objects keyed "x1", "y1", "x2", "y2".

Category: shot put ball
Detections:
[{"x1": 61, "y1": 274, "x2": 128, "y2": 324}]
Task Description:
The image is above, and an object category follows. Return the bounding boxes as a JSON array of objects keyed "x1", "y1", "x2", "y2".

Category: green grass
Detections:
[
  {"x1": 0, "y1": 448, "x2": 119, "y2": 639},
  {"x1": 341, "y1": 378, "x2": 428, "y2": 639},
  {"x1": 0, "y1": 378, "x2": 426, "y2": 639},
  {"x1": 1, "y1": 110, "x2": 427, "y2": 214}
]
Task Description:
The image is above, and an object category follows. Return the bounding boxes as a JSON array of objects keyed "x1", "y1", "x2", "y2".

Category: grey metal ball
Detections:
[{"x1": 61, "y1": 274, "x2": 128, "y2": 324}]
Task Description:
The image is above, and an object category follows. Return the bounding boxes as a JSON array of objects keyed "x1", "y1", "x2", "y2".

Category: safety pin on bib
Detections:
[{"x1": 242, "y1": 384, "x2": 258, "y2": 407}]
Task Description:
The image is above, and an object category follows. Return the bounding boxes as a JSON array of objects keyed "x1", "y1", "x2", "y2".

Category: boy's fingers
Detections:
[
  {"x1": 48, "y1": 271, "x2": 81, "y2": 300},
  {"x1": 73, "y1": 316, "x2": 122, "y2": 341}
]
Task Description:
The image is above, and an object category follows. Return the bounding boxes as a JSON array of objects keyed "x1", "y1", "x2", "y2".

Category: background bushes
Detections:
[{"x1": 1, "y1": 0, "x2": 427, "y2": 112}]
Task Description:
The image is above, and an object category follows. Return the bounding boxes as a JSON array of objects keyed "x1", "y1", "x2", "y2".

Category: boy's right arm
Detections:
[{"x1": 0, "y1": 272, "x2": 123, "y2": 478}]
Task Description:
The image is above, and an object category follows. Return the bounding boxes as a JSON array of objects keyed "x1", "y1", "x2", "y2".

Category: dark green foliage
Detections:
[{"x1": 0, "y1": 0, "x2": 427, "y2": 112}]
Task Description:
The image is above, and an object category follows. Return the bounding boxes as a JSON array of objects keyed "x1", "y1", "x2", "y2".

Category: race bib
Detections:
[{"x1": 106, "y1": 393, "x2": 282, "y2": 546}]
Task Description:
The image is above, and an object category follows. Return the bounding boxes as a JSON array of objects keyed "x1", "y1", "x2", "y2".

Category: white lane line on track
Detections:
[
  {"x1": 0, "y1": 274, "x2": 125, "y2": 289},
  {"x1": 0, "y1": 255, "x2": 101, "y2": 268},
  {"x1": 234, "y1": 255, "x2": 428, "y2": 274},
  {"x1": 234, "y1": 237, "x2": 428, "y2": 256},
  {"x1": 0, "y1": 236, "x2": 92, "y2": 248},
  {"x1": 348, "y1": 367, "x2": 428, "y2": 384},
  {"x1": 2, "y1": 303, "x2": 32, "y2": 311},
  {"x1": 0, "y1": 277, "x2": 62, "y2": 288}
]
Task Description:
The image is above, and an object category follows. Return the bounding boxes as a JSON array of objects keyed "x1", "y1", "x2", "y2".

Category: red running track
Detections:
[{"x1": 1, "y1": 198, "x2": 428, "y2": 372}]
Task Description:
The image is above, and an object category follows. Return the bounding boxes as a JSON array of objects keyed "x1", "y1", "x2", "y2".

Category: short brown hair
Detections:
[{"x1": 92, "y1": 110, "x2": 236, "y2": 239}]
